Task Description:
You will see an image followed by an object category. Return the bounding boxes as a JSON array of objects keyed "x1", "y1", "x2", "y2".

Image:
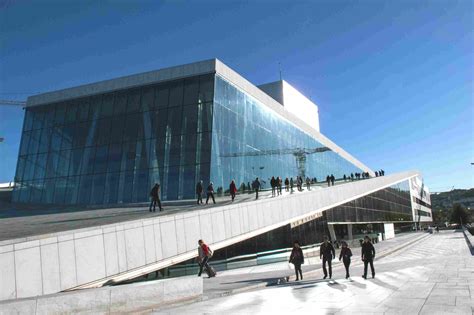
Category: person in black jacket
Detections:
[
  {"x1": 196, "y1": 180, "x2": 203, "y2": 205},
  {"x1": 320, "y1": 236, "x2": 335, "y2": 279},
  {"x1": 361, "y1": 235, "x2": 376, "y2": 279},
  {"x1": 149, "y1": 183, "x2": 162, "y2": 212},
  {"x1": 289, "y1": 241, "x2": 304, "y2": 281},
  {"x1": 339, "y1": 241, "x2": 353, "y2": 279}
]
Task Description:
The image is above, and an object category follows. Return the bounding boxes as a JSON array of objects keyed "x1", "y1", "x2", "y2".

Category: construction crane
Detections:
[
  {"x1": 220, "y1": 146, "x2": 331, "y2": 179},
  {"x1": 0, "y1": 100, "x2": 26, "y2": 106}
]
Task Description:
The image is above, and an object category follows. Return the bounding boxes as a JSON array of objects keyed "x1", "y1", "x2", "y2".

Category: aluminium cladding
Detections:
[{"x1": 26, "y1": 58, "x2": 374, "y2": 174}]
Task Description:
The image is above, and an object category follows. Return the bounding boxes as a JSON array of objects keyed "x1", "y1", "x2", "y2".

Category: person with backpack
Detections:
[
  {"x1": 229, "y1": 179, "x2": 237, "y2": 202},
  {"x1": 339, "y1": 241, "x2": 353, "y2": 279},
  {"x1": 197, "y1": 239, "x2": 215, "y2": 277},
  {"x1": 361, "y1": 235, "x2": 376, "y2": 279},
  {"x1": 289, "y1": 240, "x2": 304, "y2": 281},
  {"x1": 149, "y1": 183, "x2": 162, "y2": 212},
  {"x1": 206, "y1": 182, "x2": 216, "y2": 204}
]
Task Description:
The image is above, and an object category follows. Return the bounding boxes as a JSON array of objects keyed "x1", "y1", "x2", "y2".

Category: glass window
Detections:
[
  {"x1": 78, "y1": 175, "x2": 93, "y2": 204},
  {"x1": 107, "y1": 143, "x2": 122, "y2": 173},
  {"x1": 76, "y1": 98, "x2": 90, "y2": 122},
  {"x1": 104, "y1": 172, "x2": 119, "y2": 204},
  {"x1": 65, "y1": 102, "x2": 77, "y2": 124},
  {"x1": 167, "y1": 106, "x2": 182, "y2": 136},
  {"x1": 54, "y1": 105, "x2": 66, "y2": 125},
  {"x1": 154, "y1": 84, "x2": 169, "y2": 109},
  {"x1": 80, "y1": 147, "x2": 95, "y2": 174},
  {"x1": 88, "y1": 96, "x2": 101, "y2": 121},
  {"x1": 141, "y1": 86, "x2": 155, "y2": 111},
  {"x1": 93, "y1": 145, "x2": 109, "y2": 174},
  {"x1": 183, "y1": 77, "x2": 199, "y2": 105},
  {"x1": 53, "y1": 177, "x2": 67, "y2": 204},
  {"x1": 110, "y1": 116, "x2": 125, "y2": 144},
  {"x1": 24, "y1": 110, "x2": 34, "y2": 131},
  {"x1": 182, "y1": 105, "x2": 198, "y2": 135},
  {"x1": 96, "y1": 118, "x2": 112, "y2": 145},
  {"x1": 123, "y1": 113, "x2": 142, "y2": 142},
  {"x1": 19, "y1": 131, "x2": 31, "y2": 156},
  {"x1": 199, "y1": 74, "x2": 214, "y2": 103},
  {"x1": 126, "y1": 89, "x2": 141, "y2": 113},
  {"x1": 168, "y1": 80, "x2": 184, "y2": 107},
  {"x1": 100, "y1": 93, "x2": 114, "y2": 117},
  {"x1": 90, "y1": 174, "x2": 106, "y2": 204},
  {"x1": 114, "y1": 92, "x2": 127, "y2": 115}
]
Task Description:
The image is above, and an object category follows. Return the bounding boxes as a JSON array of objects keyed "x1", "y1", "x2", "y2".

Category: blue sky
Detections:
[{"x1": 1, "y1": 0, "x2": 472, "y2": 191}]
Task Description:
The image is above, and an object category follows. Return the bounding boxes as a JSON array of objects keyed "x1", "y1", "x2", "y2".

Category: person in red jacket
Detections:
[
  {"x1": 229, "y1": 179, "x2": 237, "y2": 202},
  {"x1": 339, "y1": 241, "x2": 353, "y2": 279}
]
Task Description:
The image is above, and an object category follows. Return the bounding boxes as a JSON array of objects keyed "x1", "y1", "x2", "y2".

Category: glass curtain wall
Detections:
[
  {"x1": 210, "y1": 76, "x2": 363, "y2": 193},
  {"x1": 13, "y1": 74, "x2": 214, "y2": 205},
  {"x1": 325, "y1": 180, "x2": 413, "y2": 223}
]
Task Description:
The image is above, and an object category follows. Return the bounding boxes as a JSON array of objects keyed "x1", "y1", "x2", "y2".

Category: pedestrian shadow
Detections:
[
  {"x1": 349, "y1": 281, "x2": 367, "y2": 289},
  {"x1": 370, "y1": 277, "x2": 398, "y2": 291}
]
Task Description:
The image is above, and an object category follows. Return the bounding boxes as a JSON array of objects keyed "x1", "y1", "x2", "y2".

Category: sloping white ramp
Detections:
[{"x1": 0, "y1": 171, "x2": 418, "y2": 301}]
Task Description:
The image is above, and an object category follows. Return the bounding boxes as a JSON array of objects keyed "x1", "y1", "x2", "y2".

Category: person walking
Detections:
[
  {"x1": 206, "y1": 182, "x2": 216, "y2": 204},
  {"x1": 197, "y1": 240, "x2": 215, "y2": 277},
  {"x1": 306, "y1": 177, "x2": 311, "y2": 191},
  {"x1": 320, "y1": 236, "x2": 335, "y2": 279},
  {"x1": 330, "y1": 174, "x2": 335, "y2": 186},
  {"x1": 277, "y1": 177, "x2": 283, "y2": 195},
  {"x1": 253, "y1": 177, "x2": 261, "y2": 199},
  {"x1": 149, "y1": 183, "x2": 163, "y2": 212},
  {"x1": 196, "y1": 180, "x2": 203, "y2": 205},
  {"x1": 229, "y1": 179, "x2": 237, "y2": 202},
  {"x1": 284, "y1": 177, "x2": 290, "y2": 192},
  {"x1": 361, "y1": 235, "x2": 376, "y2": 279},
  {"x1": 289, "y1": 241, "x2": 304, "y2": 281},
  {"x1": 339, "y1": 241, "x2": 353, "y2": 279},
  {"x1": 326, "y1": 175, "x2": 330, "y2": 187},
  {"x1": 290, "y1": 177, "x2": 294, "y2": 193},
  {"x1": 270, "y1": 176, "x2": 276, "y2": 197}
]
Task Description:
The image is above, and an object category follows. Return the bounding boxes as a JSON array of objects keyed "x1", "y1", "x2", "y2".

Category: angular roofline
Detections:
[{"x1": 26, "y1": 59, "x2": 218, "y2": 107}]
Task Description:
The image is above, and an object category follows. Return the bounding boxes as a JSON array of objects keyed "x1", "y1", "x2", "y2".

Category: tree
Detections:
[{"x1": 449, "y1": 203, "x2": 470, "y2": 224}]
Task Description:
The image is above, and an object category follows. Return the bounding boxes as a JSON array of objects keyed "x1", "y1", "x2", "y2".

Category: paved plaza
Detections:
[{"x1": 153, "y1": 230, "x2": 474, "y2": 315}]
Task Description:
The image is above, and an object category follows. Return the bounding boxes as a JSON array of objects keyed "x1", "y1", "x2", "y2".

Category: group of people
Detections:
[
  {"x1": 326, "y1": 174, "x2": 336, "y2": 186},
  {"x1": 289, "y1": 235, "x2": 376, "y2": 281},
  {"x1": 196, "y1": 235, "x2": 376, "y2": 281}
]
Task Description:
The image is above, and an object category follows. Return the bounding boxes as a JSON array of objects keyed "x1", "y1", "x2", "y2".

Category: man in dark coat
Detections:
[
  {"x1": 289, "y1": 241, "x2": 304, "y2": 281},
  {"x1": 196, "y1": 180, "x2": 203, "y2": 204},
  {"x1": 320, "y1": 236, "x2": 335, "y2": 279},
  {"x1": 253, "y1": 177, "x2": 261, "y2": 199},
  {"x1": 361, "y1": 235, "x2": 376, "y2": 279},
  {"x1": 206, "y1": 182, "x2": 215, "y2": 204},
  {"x1": 149, "y1": 183, "x2": 162, "y2": 212}
]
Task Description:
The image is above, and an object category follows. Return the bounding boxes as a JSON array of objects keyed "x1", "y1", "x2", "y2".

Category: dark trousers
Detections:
[
  {"x1": 231, "y1": 192, "x2": 236, "y2": 201},
  {"x1": 343, "y1": 258, "x2": 351, "y2": 277},
  {"x1": 198, "y1": 256, "x2": 210, "y2": 276},
  {"x1": 278, "y1": 186, "x2": 282, "y2": 195},
  {"x1": 206, "y1": 192, "x2": 215, "y2": 204},
  {"x1": 255, "y1": 188, "x2": 259, "y2": 199},
  {"x1": 197, "y1": 193, "x2": 203, "y2": 204},
  {"x1": 271, "y1": 187, "x2": 275, "y2": 196},
  {"x1": 149, "y1": 198, "x2": 162, "y2": 212},
  {"x1": 294, "y1": 263, "x2": 303, "y2": 280},
  {"x1": 363, "y1": 258, "x2": 375, "y2": 277},
  {"x1": 322, "y1": 256, "x2": 332, "y2": 277}
]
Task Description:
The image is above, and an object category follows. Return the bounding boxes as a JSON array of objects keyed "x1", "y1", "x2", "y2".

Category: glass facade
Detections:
[
  {"x1": 210, "y1": 76, "x2": 362, "y2": 193},
  {"x1": 13, "y1": 72, "x2": 367, "y2": 205},
  {"x1": 13, "y1": 74, "x2": 214, "y2": 204},
  {"x1": 325, "y1": 180, "x2": 413, "y2": 223}
]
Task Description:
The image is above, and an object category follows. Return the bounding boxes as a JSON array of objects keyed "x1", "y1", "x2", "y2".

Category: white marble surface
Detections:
[{"x1": 0, "y1": 171, "x2": 420, "y2": 301}]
